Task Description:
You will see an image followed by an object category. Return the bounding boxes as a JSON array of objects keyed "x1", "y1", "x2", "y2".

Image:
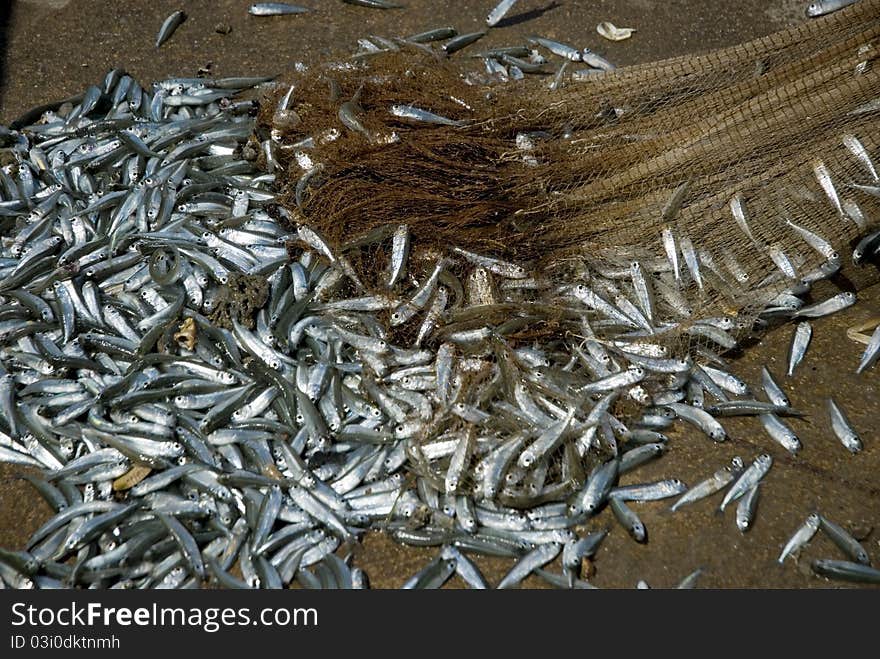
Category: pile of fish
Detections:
[{"x1": 2, "y1": 6, "x2": 880, "y2": 586}]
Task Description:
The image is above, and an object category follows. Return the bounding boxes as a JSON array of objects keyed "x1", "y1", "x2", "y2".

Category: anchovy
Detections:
[
  {"x1": 856, "y1": 324, "x2": 880, "y2": 374},
  {"x1": 811, "y1": 559, "x2": 880, "y2": 584},
  {"x1": 792, "y1": 292, "x2": 856, "y2": 318},
  {"x1": 528, "y1": 37, "x2": 582, "y2": 61},
  {"x1": 610, "y1": 479, "x2": 687, "y2": 502},
  {"x1": 661, "y1": 227, "x2": 680, "y2": 281},
  {"x1": 156, "y1": 10, "x2": 187, "y2": 48},
  {"x1": 671, "y1": 461, "x2": 739, "y2": 512},
  {"x1": 818, "y1": 516, "x2": 870, "y2": 564},
  {"x1": 729, "y1": 193, "x2": 759, "y2": 245},
  {"x1": 249, "y1": 3, "x2": 311, "y2": 15},
  {"x1": 342, "y1": 0, "x2": 404, "y2": 8},
  {"x1": 787, "y1": 322, "x2": 812, "y2": 376},
  {"x1": 735, "y1": 485, "x2": 759, "y2": 533},
  {"x1": 390, "y1": 105, "x2": 464, "y2": 127},
  {"x1": 720, "y1": 454, "x2": 772, "y2": 512},
  {"x1": 497, "y1": 543, "x2": 562, "y2": 589},
  {"x1": 778, "y1": 513, "x2": 820, "y2": 563},
  {"x1": 442, "y1": 31, "x2": 487, "y2": 55},
  {"x1": 761, "y1": 366, "x2": 791, "y2": 406},
  {"x1": 827, "y1": 398, "x2": 862, "y2": 453},
  {"x1": 486, "y1": 0, "x2": 519, "y2": 27},
  {"x1": 759, "y1": 414, "x2": 802, "y2": 454},
  {"x1": 806, "y1": 0, "x2": 862, "y2": 18},
  {"x1": 610, "y1": 498, "x2": 646, "y2": 543}
]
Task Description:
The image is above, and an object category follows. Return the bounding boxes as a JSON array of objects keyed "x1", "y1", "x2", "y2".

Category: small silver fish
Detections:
[
  {"x1": 249, "y1": 3, "x2": 311, "y2": 15},
  {"x1": 787, "y1": 322, "x2": 812, "y2": 376},
  {"x1": 812, "y1": 158, "x2": 843, "y2": 215},
  {"x1": 759, "y1": 414, "x2": 801, "y2": 454},
  {"x1": 806, "y1": 0, "x2": 861, "y2": 17},
  {"x1": 856, "y1": 324, "x2": 880, "y2": 374},
  {"x1": 720, "y1": 454, "x2": 772, "y2": 512},
  {"x1": 390, "y1": 105, "x2": 464, "y2": 127},
  {"x1": 662, "y1": 182, "x2": 690, "y2": 221},
  {"x1": 761, "y1": 366, "x2": 791, "y2": 406},
  {"x1": 792, "y1": 291, "x2": 856, "y2": 318},
  {"x1": 486, "y1": 0, "x2": 519, "y2": 27},
  {"x1": 156, "y1": 10, "x2": 187, "y2": 48},
  {"x1": 818, "y1": 516, "x2": 870, "y2": 565},
  {"x1": 610, "y1": 498, "x2": 646, "y2": 542},
  {"x1": 661, "y1": 227, "x2": 680, "y2": 281},
  {"x1": 680, "y1": 236, "x2": 702, "y2": 289},
  {"x1": 842, "y1": 134, "x2": 878, "y2": 181},
  {"x1": 386, "y1": 224, "x2": 410, "y2": 289},
  {"x1": 785, "y1": 218, "x2": 837, "y2": 260},
  {"x1": 730, "y1": 193, "x2": 759, "y2": 245},
  {"x1": 778, "y1": 513, "x2": 820, "y2": 563},
  {"x1": 828, "y1": 398, "x2": 862, "y2": 453},
  {"x1": 671, "y1": 466, "x2": 735, "y2": 512},
  {"x1": 736, "y1": 484, "x2": 759, "y2": 533},
  {"x1": 528, "y1": 36, "x2": 582, "y2": 61},
  {"x1": 769, "y1": 243, "x2": 797, "y2": 279}
]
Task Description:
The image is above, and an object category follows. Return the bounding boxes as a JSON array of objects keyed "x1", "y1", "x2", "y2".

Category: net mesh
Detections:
[
  {"x1": 253, "y1": 7, "x2": 880, "y2": 489},
  {"x1": 261, "y1": 1, "x2": 880, "y2": 330}
]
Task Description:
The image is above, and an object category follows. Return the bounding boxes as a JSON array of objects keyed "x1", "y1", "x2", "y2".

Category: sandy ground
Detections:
[{"x1": 1, "y1": 0, "x2": 878, "y2": 588}]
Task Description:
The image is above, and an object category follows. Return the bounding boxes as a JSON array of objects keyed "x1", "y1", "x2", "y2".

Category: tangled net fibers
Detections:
[{"x1": 264, "y1": 0, "x2": 880, "y2": 331}]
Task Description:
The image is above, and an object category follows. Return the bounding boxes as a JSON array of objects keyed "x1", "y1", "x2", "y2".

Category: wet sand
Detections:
[{"x1": 1, "y1": 0, "x2": 878, "y2": 588}]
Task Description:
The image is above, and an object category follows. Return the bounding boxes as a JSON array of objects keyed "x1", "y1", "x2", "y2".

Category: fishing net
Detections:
[
  {"x1": 262, "y1": 0, "x2": 880, "y2": 339},
  {"x1": 4, "y1": 4, "x2": 880, "y2": 589}
]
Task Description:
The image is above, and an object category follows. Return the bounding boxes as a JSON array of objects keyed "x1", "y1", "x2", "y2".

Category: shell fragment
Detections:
[{"x1": 597, "y1": 21, "x2": 636, "y2": 42}]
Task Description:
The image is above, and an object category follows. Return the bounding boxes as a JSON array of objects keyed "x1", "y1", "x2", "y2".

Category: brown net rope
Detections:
[
  {"x1": 260, "y1": 1, "x2": 880, "y2": 346},
  {"x1": 251, "y1": 4, "x2": 880, "y2": 511},
  {"x1": 263, "y1": 0, "x2": 880, "y2": 293}
]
